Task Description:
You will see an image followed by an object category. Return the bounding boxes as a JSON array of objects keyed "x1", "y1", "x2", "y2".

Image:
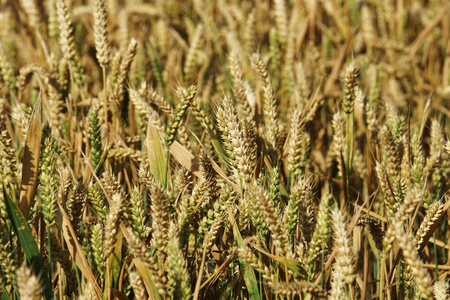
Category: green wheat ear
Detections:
[
  {"x1": 165, "y1": 85, "x2": 197, "y2": 147},
  {"x1": 38, "y1": 132, "x2": 59, "y2": 226}
]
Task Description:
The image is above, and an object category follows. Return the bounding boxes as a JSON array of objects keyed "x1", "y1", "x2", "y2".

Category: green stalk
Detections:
[
  {"x1": 286, "y1": 173, "x2": 291, "y2": 193},
  {"x1": 320, "y1": 241, "x2": 325, "y2": 288},
  {"x1": 345, "y1": 111, "x2": 354, "y2": 201},
  {"x1": 74, "y1": 266, "x2": 82, "y2": 296},
  {"x1": 46, "y1": 225, "x2": 52, "y2": 297}
]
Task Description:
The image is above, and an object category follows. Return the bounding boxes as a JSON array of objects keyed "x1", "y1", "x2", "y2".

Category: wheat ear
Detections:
[{"x1": 93, "y1": 0, "x2": 110, "y2": 68}]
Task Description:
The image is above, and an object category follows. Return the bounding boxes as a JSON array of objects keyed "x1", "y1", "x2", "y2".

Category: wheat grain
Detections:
[
  {"x1": 16, "y1": 264, "x2": 42, "y2": 300},
  {"x1": 393, "y1": 221, "x2": 433, "y2": 299},
  {"x1": 67, "y1": 181, "x2": 86, "y2": 239},
  {"x1": 433, "y1": 280, "x2": 449, "y2": 300},
  {"x1": 56, "y1": 0, "x2": 85, "y2": 87},
  {"x1": 0, "y1": 240, "x2": 17, "y2": 283},
  {"x1": 184, "y1": 24, "x2": 203, "y2": 81},
  {"x1": 167, "y1": 223, "x2": 191, "y2": 299},
  {"x1": 126, "y1": 228, "x2": 166, "y2": 295},
  {"x1": 19, "y1": 0, "x2": 41, "y2": 28},
  {"x1": 129, "y1": 271, "x2": 146, "y2": 300},
  {"x1": 104, "y1": 193, "x2": 124, "y2": 259},
  {"x1": 93, "y1": 0, "x2": 110, "y2": 68},
  {"x1": 414, "y1": 200, "x2": 444, "y2": 250},
  {"x1": 112, "y1": 38, "x2": 137, "y2": 103},
  {"x1": 0, "y1": 42, "x2": 15, "y2": 92},
  {"x1": 331, "y1": 207, "x2": 355, "y2": 285},
  {"x1": 271, "y1": 281, "x2": 325, "y2": 298},
  {"x1": 251, "y1": 52, "x2": 279, "y2": 152},
  {"x1": 165, "y1": 85, "x2": 197, "y2": 147},
  {"x1": 149, "y1": 177, "x2": 169, "y2": 253},
  {"x1": 342, "y1": 62, "x2": 359, "y2": 114},
  {"x1": 38, "y1": 134, "x2": 59, "y2": 225}
]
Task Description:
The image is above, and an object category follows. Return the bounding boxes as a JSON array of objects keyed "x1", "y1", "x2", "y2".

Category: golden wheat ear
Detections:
[
  {"x1": 329, "y1": 206, "x2": 355, "y2": 299},
  {"x1": 16, "y1": 264, "x2": 43, "y2": 300},
  {"x1": 56, "y1": 0, "x2": 85, "y2": 87},
  {"x1": 93, "y1": 0, "x2": 110, "y2": 69}
]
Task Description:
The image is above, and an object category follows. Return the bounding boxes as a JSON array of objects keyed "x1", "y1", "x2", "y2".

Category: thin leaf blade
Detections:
[
  {"x1": 4, "y1": 188, "x2": 52, "y2": 300},
  {"x1": 18, "y1": 94, "x2": 42, "y2": 219}
]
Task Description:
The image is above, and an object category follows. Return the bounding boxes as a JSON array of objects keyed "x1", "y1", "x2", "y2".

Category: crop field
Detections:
[{"x1": 0, "y1": 0, "x2": 449, "y2": 299}]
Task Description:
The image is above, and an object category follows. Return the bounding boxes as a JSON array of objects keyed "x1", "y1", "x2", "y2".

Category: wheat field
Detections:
[{"x1": 0, "y1": 0, "x2": 449, "y2": 299}]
